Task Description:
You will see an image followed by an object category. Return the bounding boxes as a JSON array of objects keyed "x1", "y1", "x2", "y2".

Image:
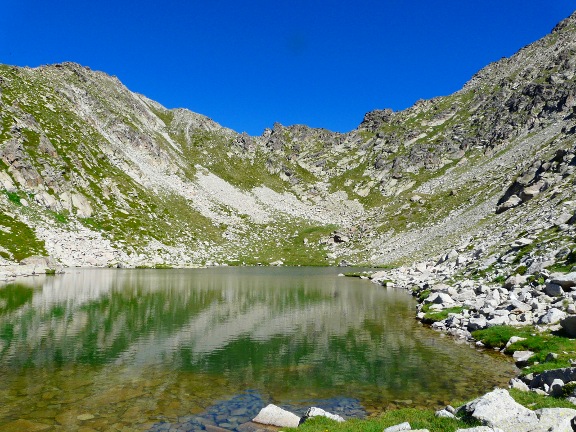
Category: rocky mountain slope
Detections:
[{"x1": 2, "y1": 12, "x2": 576, "y2": 270}]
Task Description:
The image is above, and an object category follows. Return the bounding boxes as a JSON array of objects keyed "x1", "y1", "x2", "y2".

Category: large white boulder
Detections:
[
  {"x1": 252, "y1": 404, "x2": 300, "y2": 428},
  {"x1": 460, "y1": 389, "x2": 538, "y2": 430},
  {"x1": 550, "y1": 272, "x2": 576, "y2": 289},
  {"x1": 539, "y1": 308, "x2": 566, "y2": 325},
  {"x1": 425, "y1": 292, "x2": 455, "y2": 304},
  {"x1": 533, "y1": 407, "x2": 576, "y2": 431}
]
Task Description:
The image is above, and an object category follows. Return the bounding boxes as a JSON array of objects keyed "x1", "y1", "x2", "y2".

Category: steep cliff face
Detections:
[{"x1": 1, "y1": 12, "x2": 576, "y2": 268}]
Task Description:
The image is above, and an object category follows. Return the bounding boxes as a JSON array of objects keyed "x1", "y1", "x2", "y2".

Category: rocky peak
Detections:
[
  {"x1": 552, "y1": 10, "x2": 576, "y2": 34},
  {"x1": 359, "y1": 108, "x2": 395, "y2": 131}
]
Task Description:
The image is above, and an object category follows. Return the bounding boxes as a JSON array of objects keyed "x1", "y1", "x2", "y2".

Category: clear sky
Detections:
[{"x1": 1, "y1": 1, "x2": 574, "y2": 135}]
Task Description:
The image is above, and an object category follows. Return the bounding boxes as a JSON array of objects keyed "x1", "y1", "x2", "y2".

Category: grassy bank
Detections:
[
  {"x1": 472, "y1": 325, "x2": 576, "y2": 375},
  {"x1": 284, "y1": 324, "x2": 576, "y2": 432}
]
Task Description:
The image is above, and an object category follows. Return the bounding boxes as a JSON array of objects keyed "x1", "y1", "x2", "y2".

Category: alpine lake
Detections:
[{"x1": 0, "y1": 267, "x2": 516, "y2": 431}]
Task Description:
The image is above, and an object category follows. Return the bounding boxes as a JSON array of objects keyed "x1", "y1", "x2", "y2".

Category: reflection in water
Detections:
[{"x1": 0, "y1": 268, "x2": 516, "y2": 430}]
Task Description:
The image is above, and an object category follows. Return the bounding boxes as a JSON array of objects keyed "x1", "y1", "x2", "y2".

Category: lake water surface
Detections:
[{"x1": 0, "y1": 267, "x2": 516, "y2": 430}]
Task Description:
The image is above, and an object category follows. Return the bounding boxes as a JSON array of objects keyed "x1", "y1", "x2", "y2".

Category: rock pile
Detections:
[
  {"x1": 370, "y1": 244, "x2": 576, "y2": 341},
  {"x1": 382, "y1": 388, "x2": 576, "y2": 432}
]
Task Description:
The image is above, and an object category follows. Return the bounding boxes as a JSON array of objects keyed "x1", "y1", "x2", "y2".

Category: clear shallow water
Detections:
[{"x1": 0, "y1": 267, "x2": 515, "y2": 430}]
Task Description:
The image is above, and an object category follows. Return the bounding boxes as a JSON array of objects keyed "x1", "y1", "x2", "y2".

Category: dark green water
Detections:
[{"x1": 0, "y1": 267, "x2": 515, "y2": 430}]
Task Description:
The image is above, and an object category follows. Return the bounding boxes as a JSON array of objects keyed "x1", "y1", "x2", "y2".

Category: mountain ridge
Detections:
[{"x1": 1, "y1": 11, "x2": 576, "y2": 273}]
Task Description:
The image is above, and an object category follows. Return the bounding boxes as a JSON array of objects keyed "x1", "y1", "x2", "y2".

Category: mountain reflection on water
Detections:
[{"x1": 0, "y1": 267, "x2": 516, "y2": 429}]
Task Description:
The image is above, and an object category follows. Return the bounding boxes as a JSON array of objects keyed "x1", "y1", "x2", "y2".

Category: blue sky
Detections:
[{"x1": 1, "y1": 1, "x2": 574, "y2": 135}]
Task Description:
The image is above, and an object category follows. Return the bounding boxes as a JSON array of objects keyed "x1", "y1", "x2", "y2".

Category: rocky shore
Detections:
[
  {"x1": 350, "y1": 241, "x2": 576, "y2": 431},
  {"x1": 369, "y1": 253, "x2": 576, "y2": 342},
  {"x1": 150, "y1": 387, "x2": 576, "y2": 431}
]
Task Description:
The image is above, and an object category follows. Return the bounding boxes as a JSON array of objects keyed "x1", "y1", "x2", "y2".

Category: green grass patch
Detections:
[
  {"x1": 424, "y1": 307, "x2": 466, "y2": 323},
  {"x1": 343, "y1": 272, "x2": 371, "y2": 278},
  {"x1": 492, "y1": 275, "x2": 506, "y2": 284},
  {"x1": 418, "y1": 289, "x2": 431, "y2": 302},
  {"x1": 509, "y1": 388, "x2": 576, "y2": 410},
  {"x1": 514, "y1": 265, "x2": 528, "y2": 275},
  {"x1": 52, "y1": 211, "x2": 69, "y2": 224},
  {"x1": 4, "y1": 191, "x2": 21, "y2": 206},
  {"x1": 287, "y1": 408, "x2": 480, "y2": 432},
  {"x1": 472, "y1": 325, "x2": 542, "y2": 349},
  {"x1": 472, "y1": 325, "x2": 576, "y2": 375},
  {"x1": 234, "y1": 223, "x2": 338, "y2": 266},
  {"x1": 546, "y1": 262, "x2": 576, "y2": 274},
  {"x1": 0, "y1": 212, "x2": 47, "y2": 261}
]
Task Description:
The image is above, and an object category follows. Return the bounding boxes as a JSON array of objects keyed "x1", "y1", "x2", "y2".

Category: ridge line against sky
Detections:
[{"x1": 1, "y1": 1, "x2": 575, "y2": 136}]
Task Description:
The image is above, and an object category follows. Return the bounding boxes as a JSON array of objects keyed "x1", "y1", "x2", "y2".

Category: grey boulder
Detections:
[
  {"x1": 550, "y1": 272, "x2": 576, "y2": 289},
  {"x1": 561, "y1": 315, "x2": 576, "y2": 337},
  {"x1": 545, "y1": 283, "x2": 565, "y2": 297},
  {"x1": 533, "y1": 407, "x2": 576, "y2": 431}
]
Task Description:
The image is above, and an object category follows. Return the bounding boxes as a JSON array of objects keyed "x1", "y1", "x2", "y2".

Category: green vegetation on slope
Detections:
[{"x1": 0, "y1": 212, "x2": 46, "y2": 261}]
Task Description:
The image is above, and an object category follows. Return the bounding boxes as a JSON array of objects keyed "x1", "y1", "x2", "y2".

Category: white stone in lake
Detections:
[
  {"x1": 304, "y1": 407, "x2": 344, "y2": 422},
  {"x1": 252, "y1": 404, "x2": 300, "y2": 428},
  {"x1": 505, "y1": 336, "x2": 526, "y2": 349}
]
